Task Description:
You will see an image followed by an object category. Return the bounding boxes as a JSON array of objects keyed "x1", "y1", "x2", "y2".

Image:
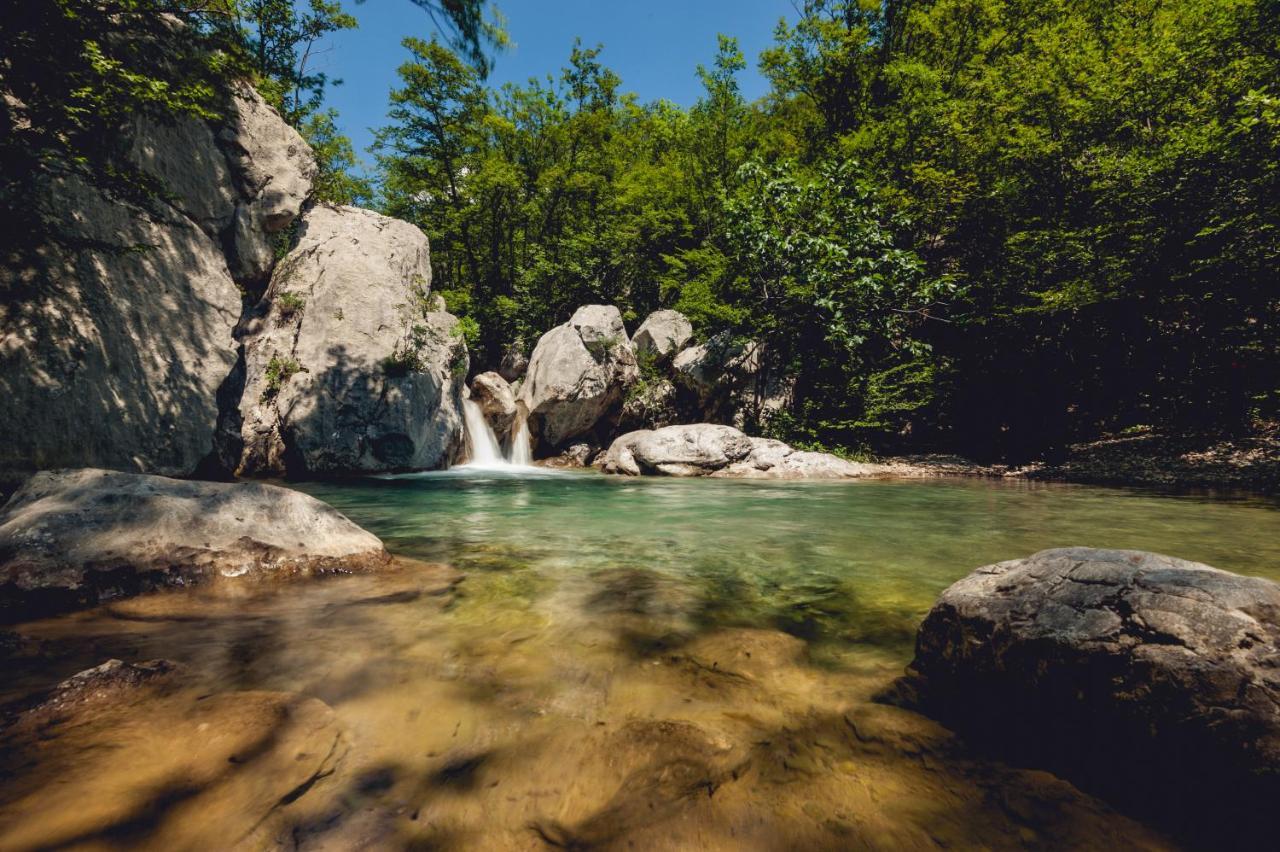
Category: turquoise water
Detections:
[{"x1": 298, "y1": 471, "x2": 1280, "y2": 656}]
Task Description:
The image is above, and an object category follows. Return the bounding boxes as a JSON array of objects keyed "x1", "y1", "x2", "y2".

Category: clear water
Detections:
[
  {"x1": 298, "y1": 471, "x2": 1280, "y2": 657},
  {"x1": 4, "y1": 473, "x2": 1277, "y2": 849}
]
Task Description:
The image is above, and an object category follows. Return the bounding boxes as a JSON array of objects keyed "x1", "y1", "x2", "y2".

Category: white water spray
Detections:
[
  {"x1": 460, "y1": 395, "x2": 535, "y2": 469},
  {"x1": 508, "y1": 415, "x2": 533, "y2": 466}
]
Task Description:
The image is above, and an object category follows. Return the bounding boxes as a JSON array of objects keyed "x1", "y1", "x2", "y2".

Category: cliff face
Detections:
[{"x1": 0, "y1": 82, "x2": 316, "y2": 484}]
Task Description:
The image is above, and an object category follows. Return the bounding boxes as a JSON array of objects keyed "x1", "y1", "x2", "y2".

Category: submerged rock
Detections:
[
  {"x1": 470, "y1": 371, "x2": 519, "y2": 437},
  {"x1": 905, "y1": 547, "x2": 1280, "y2": 846},
  {"x1": 236, "y1": 205, "x2": 467, "y2": 476},
  {"x1": 0, "y1": 657, "x2": 346, "y2": 851},
  {"x1": 597, "y1": 425, "x2": 889, "y2": 479},
  {"x1": 0, "y1": 468, "x2": 388, "y2": 618},
  {"x1": 518, "y1": 305, "x2": 638, "y2": 450},
  {"x1": 632, "y1": 309, "x2": 693, "y2": 363}
]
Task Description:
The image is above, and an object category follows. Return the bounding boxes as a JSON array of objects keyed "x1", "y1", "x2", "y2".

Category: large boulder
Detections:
[
  {"x1": 632, "y1": 309, "x2": 693, "y2": 363},
  {"x1": 0, "y1": 82, "x2": 314, "y2": 486},
  {"x1": 0, "y1": 469, "x2": 388, "y2": 619},
  {"x1": 470, "y1": 371, "x2": 519, "y2": 436},
  {"x1": 597, "y1": 425, "x2": 887, "y2": 479},
  {"x1": 671, "y1": 334, "x2": 790, "y2": 427},
  {"x1": 518, "y1": 305, "x2": 638, "y2": 450},
  {"x1": 236, "y1": 205, "x2": 467, "y2": 476},
  {"x1": 905, "y1": 547, "x2": 1280, "y2": 845}
]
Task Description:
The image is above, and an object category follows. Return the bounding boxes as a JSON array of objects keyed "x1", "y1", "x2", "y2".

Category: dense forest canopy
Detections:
[{"x1": 2, "y1": 0, "x2": 1277, "y2": 462}]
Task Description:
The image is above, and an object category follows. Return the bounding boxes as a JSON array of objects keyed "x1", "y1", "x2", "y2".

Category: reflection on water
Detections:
[{"x1": 2, "y1": 473, "x2": 1275, "y2": 849}]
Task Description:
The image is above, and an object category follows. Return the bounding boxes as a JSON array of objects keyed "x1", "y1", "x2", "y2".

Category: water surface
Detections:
[{"x1": 3, "y1": 473, "x2": 1276, "y2": 849}]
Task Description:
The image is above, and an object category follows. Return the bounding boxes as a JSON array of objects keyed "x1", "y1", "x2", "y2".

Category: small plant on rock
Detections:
[
  {"x1": 276, "y1": 291, "x2": 306, "y2": 319},
  {"x1": 261, "y1": 355, "x2": 303, "y2": 402}
]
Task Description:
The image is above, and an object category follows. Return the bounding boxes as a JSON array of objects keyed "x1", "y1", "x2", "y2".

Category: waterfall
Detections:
[
  {"x1": 508, "y1": 413, "x2": 533, "y2": 465},
  {"x1": 460, "y1": 396, "x2": 536, "y2": 469},
  {"x1": 461, "y1": 397, "x2": 505, "y2": 466}
]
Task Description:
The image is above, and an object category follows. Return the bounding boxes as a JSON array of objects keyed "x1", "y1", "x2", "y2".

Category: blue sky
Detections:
[{"x1": 317, "y1": 0, "x2": 797, "y2": 163}]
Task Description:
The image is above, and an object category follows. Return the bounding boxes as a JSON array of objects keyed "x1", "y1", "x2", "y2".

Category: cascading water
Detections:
[
  {"x1": 461, "y1": 397, "x2": 505, "y2": 467},
  {"x1": 508, "y1": 415, "x2": 533, "y2": 465},
  {"x1": 460, "y1": 396, "x2": 536, "y2": 469}
]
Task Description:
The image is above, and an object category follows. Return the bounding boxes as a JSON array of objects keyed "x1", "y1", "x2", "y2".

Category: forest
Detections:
[{"x1": 4, "y1": 0, "x2": 1277, "y2": 462}]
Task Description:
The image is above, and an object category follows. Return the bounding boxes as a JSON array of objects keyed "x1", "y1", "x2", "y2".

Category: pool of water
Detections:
[
  {"x1": 299, "y1": 471, "x2": 1280, "y2": 657},
  {"x1": 3, "y1": 472, "x2": 1276, "y2": 849}
]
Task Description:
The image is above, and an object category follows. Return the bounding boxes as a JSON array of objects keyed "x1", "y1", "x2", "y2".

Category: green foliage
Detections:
[
  {"x1": 276, "y1": 291, "x2": 306, "y2": 317},
  {"x1": 261, "y1": 355, "x2": 303, "y2": 400},
  {"x1": 302, "y1": 109, "x2": 373, "y2": 204}
]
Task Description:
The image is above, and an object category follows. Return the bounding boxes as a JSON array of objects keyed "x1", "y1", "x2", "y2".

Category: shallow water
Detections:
[
  {"x1": 2, "y1": 473, "x2": 1277, "y2": 850},
  {"x1": 301, "y1": 472, "x2": 1280, "y2": 658}
]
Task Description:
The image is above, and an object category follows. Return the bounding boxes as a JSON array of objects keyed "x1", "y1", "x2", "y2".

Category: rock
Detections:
[
  {"x1": 671, "y1": 333, "x2": 790, "y2": 427},
  {"x1": 518, "y1": 305, "x2": 638, "y2": 449},
  {"x1": 597, "y1": 425, "x2": 753, "y2": 477},
  {"x1": 905, "y1": 547, "x2": 1280, "y2": 845},
  {"x1": 540, "y1": 443, "x2": 597, "y2": 469},
  {"x1": 470, "y1": 371, "x2": 519, "y2": 436},
  {"x1": 236, "y1": 205, "x2": 467, "y2": 476},
  {"x1": 631, "y1": 309, "x2": 693, "y2": 363},
  {"x1": 597, "y1": 426, "x2": 889, "y2": 479},
  {"x1": 0, "y1": 659, "x2": 347, "y2": 851},
  {"x1": 0, "y1": 468, "x2": 388, "y2": 618},
  {"x1": 128, "y1": 81, "x2": 315, "y2": 284},
  {"x1": 498, "y1": 341, "x2": 529, "y2": 383},
  {"x1": 672, "y1": 333, "x2": 757, "y2": 401},
  {"x1": 618, "y1": 377, "x2": 680, "y2": 431},
  {"x1": 0, "y1": 78, "x2": 315, "y2": 485}
]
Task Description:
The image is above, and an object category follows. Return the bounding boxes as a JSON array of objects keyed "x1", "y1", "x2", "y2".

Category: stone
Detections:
[
  {"x1": 618, "y1": 377, "x2": 680, "y2": 431},
  {"x1": 0, "y1": 658, "x2": 347, "y2": 851},
  {"x1": 236, "y1": 205, "x2": 467, "y2": 476},
  {"x1": 671, "y1": 333, "x2": 790, "y2": 427},
  {"x1": 470, "y1": 371, "x2": 519, "y2": 436},
  {"x1": 498, "y1": 342, "x2": 529, "y2": 383},
  {"x1": 632, "y1": 309, "x2": 693, "y2": 363},
  {"x1": 540, "y1": 443, "x2": 597, "y2": 469},
  {"x1": 0, "y1": 468, "x2": 388, "y2": 618},
  {"x1": 597, "y1": 426, "x2": 890, "y2": 479},
  {"x1": 219, "y1": 81, "x2": 318, "y2": 283},
  {"x1": 518, "y1": 305, "x2": 638, "y2": 449},
  {"x1": 905, "y1": 547, "x2": 1280, "y2": 846},
  {"x1": 0, "y1": 77, "x2": 315, "y2": 486},
  {"x1": 1, "y1": 174, "x2": 243, "y2": 483},
  {"x1": 597, "y1": 425, "x2": 753, "y2": 476}
]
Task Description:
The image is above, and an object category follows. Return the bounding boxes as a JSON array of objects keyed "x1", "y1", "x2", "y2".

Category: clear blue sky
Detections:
[{"x1": 317, "y1": 0, "x2": 797, "y2": 163}]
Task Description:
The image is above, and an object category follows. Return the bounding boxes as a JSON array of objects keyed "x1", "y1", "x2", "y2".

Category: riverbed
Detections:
[{"x1": 2, "y1": 473, "x2": 1277, "y2": 849}]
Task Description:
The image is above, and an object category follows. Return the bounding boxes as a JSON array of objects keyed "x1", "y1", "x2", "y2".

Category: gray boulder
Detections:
[
  {"x1": 518, "y1": 305, "x2": 639, "y2": 449},
  {"x1": 470, "y1": 371, "x2": 519, "y2": 436},
  {"x1": 597, "y1": 426, "x2": 886, "y2": 479},
  {"x1": 618, "y1": 377, "x2": 680, "y2": 431},
  {"x1": 498, "y1": 342, "x2": 529, "y2": 383},
  {"x1": 671, "y1": 334, "x2": 790, "y2": 427},
  {"x1": 905, "y1": 547, "x2": 1280, "y2": 845},
  {"x1": 632, "y1": 309, "x2": 693, "y2": 363},
  {"x1": 237, "y1": 205, "x2": 467, "y2": 476},
  {"x1": 0, "y1": 81, "x2": 313, "y2": 487},
  {"x1": 0, "y1": 469, "x2": 388, "y2": 618},
  {"x1": 128, "y1": 80, "x2": 316, "y2": 284},
  {"x1": 596, "y1": 425, "x2": 754, "y2": 477}
]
